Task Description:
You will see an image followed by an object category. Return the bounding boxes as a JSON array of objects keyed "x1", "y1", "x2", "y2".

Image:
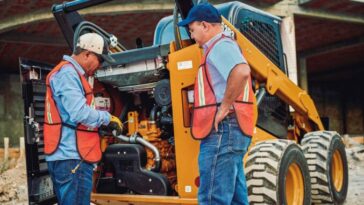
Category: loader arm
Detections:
[
  {"x1": 52, "y1": 0, "x2": 112, "y2": 49},
  {"x1": 52, "y1": 0, "x2": 125, "y2": 52},
  {"x1": 222, "y1": 17, "x2": 324, "y2": 132}
]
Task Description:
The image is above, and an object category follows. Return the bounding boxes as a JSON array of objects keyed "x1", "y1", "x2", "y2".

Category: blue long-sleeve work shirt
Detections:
[{"x1": 46, "y1": 55, "x2": 111, "y2": 161}]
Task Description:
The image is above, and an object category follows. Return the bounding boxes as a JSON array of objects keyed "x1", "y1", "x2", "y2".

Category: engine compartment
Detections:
[{"x1": 92, "y1": 76, "x2": 177, "y2": 196}]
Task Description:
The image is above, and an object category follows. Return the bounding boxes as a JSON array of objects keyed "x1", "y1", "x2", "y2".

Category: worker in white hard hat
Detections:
[{"x1": 43, "y1": 33, "x2": 122, "y2": 205}]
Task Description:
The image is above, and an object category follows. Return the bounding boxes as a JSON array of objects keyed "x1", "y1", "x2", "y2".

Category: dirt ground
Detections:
[
  {"x1": 343, "y1": 137, "x2": 364, "y2": 205},
  {"x1": 0, "y1": 137, "x2": 363, "y2": 205},
  {"x1": 0, "y1": 157, "x2": 28, "y2": 205}
]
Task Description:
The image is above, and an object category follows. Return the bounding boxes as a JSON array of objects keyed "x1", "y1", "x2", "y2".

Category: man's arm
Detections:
[
  {"x1": 51, "y1": 67, "x2": 111, "y2": 128},
  {"x1": 214, "y1": 63, "x2": 251, "y2": 131}
]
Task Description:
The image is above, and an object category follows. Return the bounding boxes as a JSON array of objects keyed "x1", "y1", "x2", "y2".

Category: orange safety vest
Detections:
[
  {"x1": 191, "y1": 35, "x2": 257, "y2": 140},
  {"x1": 43, "y1": 60, "x2": 102, "y2": 163}
]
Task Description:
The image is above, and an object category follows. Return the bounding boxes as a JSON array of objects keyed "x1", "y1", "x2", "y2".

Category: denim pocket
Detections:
[
  {"x1": 228, "y1": 127, "x2": 252, "y2": 153},
  {"x1": 54, "y1": 161, "x2": 74, "y2": 185},
  {"x1": 55, "y1": 172, "x2": 73, "y2": 185},
  {"x1": 200, "y1": 132, "x2": 222, "y2": 148},
  {"x1": 200, "y1": 121, "x2": 225, "y2": 147}
]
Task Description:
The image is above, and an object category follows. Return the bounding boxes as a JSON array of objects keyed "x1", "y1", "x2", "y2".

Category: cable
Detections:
[{"x1": 73, "y1": 21, "x2": 126, "y2": 52}]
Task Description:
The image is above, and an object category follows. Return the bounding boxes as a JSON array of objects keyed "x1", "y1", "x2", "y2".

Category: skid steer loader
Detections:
[{"x1": 21, "y1": 0, "x2": 348, "y2": 204}]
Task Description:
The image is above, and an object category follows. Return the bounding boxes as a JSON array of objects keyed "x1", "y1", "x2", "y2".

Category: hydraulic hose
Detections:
[
  {"x1": 113, "y1": 132, "x2": 161, "y2": 172},
  {"x1": 149, "y1": 105, "x2": 159, "y2": 122},
  {"x1": 135, "y1": 136, "x2": 161, "y2": 172},
  {"x1": 73, "y1": 21, "x2": 126, "y2": 52}
]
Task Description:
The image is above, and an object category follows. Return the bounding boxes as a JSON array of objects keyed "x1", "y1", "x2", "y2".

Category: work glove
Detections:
[{"x1": 108, "y1": 115, "x2": 123, "y2": 136}]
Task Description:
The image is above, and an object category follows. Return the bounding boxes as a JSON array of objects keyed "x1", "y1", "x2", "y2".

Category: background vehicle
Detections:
[{"x1": 21, "y1": 0, "x2": 348, "y2": 204}]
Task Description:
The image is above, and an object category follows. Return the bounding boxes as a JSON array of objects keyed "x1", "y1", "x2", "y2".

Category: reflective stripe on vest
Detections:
[
  {"x1": 191, "y1": 35, "x2": 257, "y2": 140},
  {"x1": 43, "y1": 60, "x2": 102, "y2": 163}
]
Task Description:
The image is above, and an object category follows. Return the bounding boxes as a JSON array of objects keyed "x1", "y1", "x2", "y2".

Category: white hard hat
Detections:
[{"x1": 76, "y1": 33, "x2": 115, "y2": 64}]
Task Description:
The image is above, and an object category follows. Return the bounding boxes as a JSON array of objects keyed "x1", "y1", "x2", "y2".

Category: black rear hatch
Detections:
[{"x1": 20, "y1": 58, "x2": 57, "y2": 205}]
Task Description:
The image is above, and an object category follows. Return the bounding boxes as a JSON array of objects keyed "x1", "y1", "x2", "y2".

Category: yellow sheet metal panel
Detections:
[
  {"x1": 167, "y1": 44, "x2": 202, "y2": 198},
  {"x1": 92, "y1": 193, "x2": 197, "y2": 205}
]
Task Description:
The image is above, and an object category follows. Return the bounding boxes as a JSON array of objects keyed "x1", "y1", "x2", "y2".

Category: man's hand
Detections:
[
  {"x1": 214, "y1": 64, "x2": 250, "y2": 131},
  {"x1": 108, "y1": 115, "x2": 123, "y2": 136},
  {"x1": 214, "y1": 104, "x2": 230, "y2": 131}
]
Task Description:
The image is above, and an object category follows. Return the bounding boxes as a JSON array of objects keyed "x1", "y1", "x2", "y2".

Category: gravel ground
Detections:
[
  {"x1": 0, "y1": 157, "x2": 28, "y2": 205},
  {"x1": 343, "y1": 144, "x2": 364, "y2": 205}
]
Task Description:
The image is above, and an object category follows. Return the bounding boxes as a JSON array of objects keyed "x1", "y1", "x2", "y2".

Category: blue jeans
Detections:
[
  {"x1": 198, "y1": 115, "x2": 251, "y2": 205},
  {"x1": 47, "y1": 159, "x2": 93, "y2": 205}
]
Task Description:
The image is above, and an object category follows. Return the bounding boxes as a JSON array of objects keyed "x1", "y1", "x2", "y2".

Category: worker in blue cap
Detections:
[{"x1": 179, "y1": 3, "x2": 253, "y2": 205}]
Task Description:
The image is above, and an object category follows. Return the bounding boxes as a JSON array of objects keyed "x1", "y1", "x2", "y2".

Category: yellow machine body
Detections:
[{"x1": 91, "y1": 17, "x2": 324, "y2": 204}]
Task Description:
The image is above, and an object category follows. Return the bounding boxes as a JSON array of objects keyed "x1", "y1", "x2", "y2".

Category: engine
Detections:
[{"x1": 91, "y1": 59, "x2": 177, "y2": 196}]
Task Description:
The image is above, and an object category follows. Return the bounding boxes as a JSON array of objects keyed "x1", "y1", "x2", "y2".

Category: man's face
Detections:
[
  {"x1": 84, "y1": 51, "x2": 103, "y2": 76},
  {"x1": 188, "y1": 21, "x2": 207, "y2": 46}
]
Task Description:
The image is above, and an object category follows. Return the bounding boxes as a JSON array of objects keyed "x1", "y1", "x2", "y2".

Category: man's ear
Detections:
[
  {"x1": 83, "y1": 51, "x2": 91, "y2": 59},
  {"x1": 201, "y1": 21, "x2": 207, "y2": 29},
  {"x1": 202, "y1": 21, "x2": 211, "y2": 32}
]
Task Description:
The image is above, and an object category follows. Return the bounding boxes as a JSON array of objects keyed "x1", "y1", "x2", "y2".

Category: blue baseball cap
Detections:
[{"x1": 177, "y1": 3, "x2": 222, "y2": 27}]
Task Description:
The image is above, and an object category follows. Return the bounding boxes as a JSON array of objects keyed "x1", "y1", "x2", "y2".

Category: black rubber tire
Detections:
[
  {"x1": 302, "y1": 131, "x2": 348, "y2": 204},
  {"x1": 246, "y1": 139, "x2": 311, "y2": 205}
]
